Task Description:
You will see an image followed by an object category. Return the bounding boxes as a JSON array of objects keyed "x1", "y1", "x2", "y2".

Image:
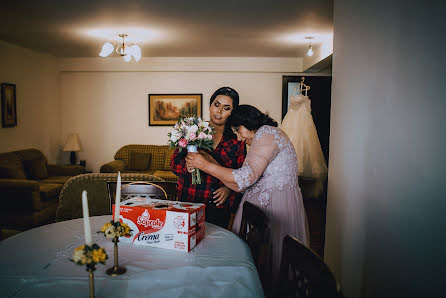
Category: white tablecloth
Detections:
[{"x1": 0, "y1": 215, "x2": 263, "y2": 297}]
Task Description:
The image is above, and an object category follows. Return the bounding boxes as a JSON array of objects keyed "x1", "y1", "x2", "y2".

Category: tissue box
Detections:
[{"x1": 113, "y1": 198, "x2": 205, "y2": 252}]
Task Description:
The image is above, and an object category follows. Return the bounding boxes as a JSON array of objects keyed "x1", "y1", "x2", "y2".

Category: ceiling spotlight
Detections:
[
  {"x1": 99, "y1": 34, "x2": 141, "y2": 62},
  {"x1": 305, "y1": 36, "x2": 314, "y2": 57}
]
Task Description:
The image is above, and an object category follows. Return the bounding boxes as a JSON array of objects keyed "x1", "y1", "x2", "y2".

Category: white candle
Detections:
[
  {"x1": 114, "y1": 171, "x2": 121, "y2": 222},
  {"x1": 82, "y1": 190, "x2": 92, "y2": 246}
]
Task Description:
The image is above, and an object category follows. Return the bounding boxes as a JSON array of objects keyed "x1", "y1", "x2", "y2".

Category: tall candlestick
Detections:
[
  {"x1": 114, "y1": 172, "x2": 121, "y2": 222},
  {"x1": 82, "y1": 190, "x2": 92, "y2": 246}
]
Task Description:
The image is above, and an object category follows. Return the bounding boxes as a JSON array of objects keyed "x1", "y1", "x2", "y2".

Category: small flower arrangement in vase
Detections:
[
  {"x1": 71, "y1": 191, "x2": 109, "y2": 271},
  {"x1": 168, "y1": 116, "x2": 214, "y2": 184},
  {"x1": 100, "y1": 220, "x2": 133, "y2": 239},
  {"x1": 71, "y1": 244, "x2": 108, "y2": 270},
  {"x1": 100, "y1": 218, "x2": 133, "y2": 276},
  {"x1": 71, "y1": 243, "x2": 108, "y2": 297},
  {"x1": 72, "y1": 190, "x2": 107, "y2": 297}
]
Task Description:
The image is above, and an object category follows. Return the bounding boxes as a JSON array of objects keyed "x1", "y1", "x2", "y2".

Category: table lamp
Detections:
[{"x1": 63, "y1": 133, "x2": 82, "y2": 165}]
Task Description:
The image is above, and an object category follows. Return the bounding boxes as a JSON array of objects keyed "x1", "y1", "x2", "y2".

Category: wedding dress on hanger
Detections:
[{"x1": 280, "y1": 93, "x2": 328, "y2": 198}]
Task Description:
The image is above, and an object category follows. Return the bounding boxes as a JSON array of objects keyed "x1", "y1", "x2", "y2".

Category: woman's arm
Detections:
[
  {"x1": 187, "y1": 127, "x2": 279, "y2": 192},
  {"x1": 186, "y1": 154, "x2": 240, "y2": 191}
]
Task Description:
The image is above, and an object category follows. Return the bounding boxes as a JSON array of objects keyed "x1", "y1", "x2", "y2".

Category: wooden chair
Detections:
[
  {"x1": 238, "y1": 201, "x2": 270, "y2": 294},
  {"x1": 107, "y1": 181, "x2": 177, "y2": 212},
  {"x1": 277, "y1": 235, "x2": 344, "y2": 298},
  {"x1": 227, "y1": 212, "x2": 236, "y2": 231}
]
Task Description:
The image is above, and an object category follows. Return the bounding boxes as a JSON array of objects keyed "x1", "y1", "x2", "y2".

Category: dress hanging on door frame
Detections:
[{"x1": 280, "y1": 81, "x2": 327, "y2": 198}]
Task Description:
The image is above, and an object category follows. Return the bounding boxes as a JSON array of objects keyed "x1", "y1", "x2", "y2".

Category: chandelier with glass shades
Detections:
[{"x1": 99, "y1": 34, "x2": 141, "y2": 62}]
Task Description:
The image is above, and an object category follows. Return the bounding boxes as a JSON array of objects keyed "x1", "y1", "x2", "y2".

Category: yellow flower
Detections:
[
  {"x1": 75, "y1": 245, "x2": 84, "y2": 252},
  {"x1": 119, "y1": 223, "x2": 131, "y2": 236},
  {"x1": 92, "y1": 248, "x2": 105, "y2": 263},
  {"x1": 101, "y1": 222, "x2": 112, "y2": 232}
]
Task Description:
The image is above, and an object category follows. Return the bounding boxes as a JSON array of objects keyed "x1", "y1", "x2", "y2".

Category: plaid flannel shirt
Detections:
[{"x1": 171, "y1": 130, "x2": 246, "y2": 210}]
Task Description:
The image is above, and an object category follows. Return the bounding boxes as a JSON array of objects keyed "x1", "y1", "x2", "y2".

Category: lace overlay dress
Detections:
[{"x1": 231, "y1": 125, "x2": 309, "y2": 280}]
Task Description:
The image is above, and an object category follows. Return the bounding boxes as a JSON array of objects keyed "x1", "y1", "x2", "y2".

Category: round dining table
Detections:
[{"x1": 0, "y1": 215, "x2": 263, "y2": 297}]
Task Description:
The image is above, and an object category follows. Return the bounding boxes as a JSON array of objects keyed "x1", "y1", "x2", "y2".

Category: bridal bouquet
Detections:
[{"x1": 168, "y1": 116, "x2": 214, "y2": 184}]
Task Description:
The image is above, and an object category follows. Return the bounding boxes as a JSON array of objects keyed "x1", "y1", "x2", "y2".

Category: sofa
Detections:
[
  {"x1": 100, "y1": 144, "x2": 178, "y2": 182},
  {"x1": 0, "y1": 148, "x2": 85, "y2": 233},
  {"x1": 55, "y1": 173, "x2": 174, "y2": 222}
]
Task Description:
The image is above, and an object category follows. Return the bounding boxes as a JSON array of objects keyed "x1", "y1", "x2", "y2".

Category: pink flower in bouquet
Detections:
[
  {"x1": 188, "y1": 132, "x2": 197, "y2": 141},
  {"x1": 198, "y1": 132, "x2": 207, "y2": 139},
  {"x1": 179, "y1": 139, "x2": 188, "y2": 148}
]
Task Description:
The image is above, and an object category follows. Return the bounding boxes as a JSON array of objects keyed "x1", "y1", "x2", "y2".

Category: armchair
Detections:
[{"x1": 0, "y1": 148, "x2": 84, "y2": 234}]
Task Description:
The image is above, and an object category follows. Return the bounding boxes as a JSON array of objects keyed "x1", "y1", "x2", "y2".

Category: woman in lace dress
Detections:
[{"x1": 186, "y1": 105, "x2": 309, "y2": 283}]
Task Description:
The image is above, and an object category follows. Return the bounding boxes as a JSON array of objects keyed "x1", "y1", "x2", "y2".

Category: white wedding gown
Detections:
[{"x1": 280, "y1": 94, "x2": 328, "y2": 197}]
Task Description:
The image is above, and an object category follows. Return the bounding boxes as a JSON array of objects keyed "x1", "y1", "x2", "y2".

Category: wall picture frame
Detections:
[
  {"x1": 1, "y1": 83, "x2": 17, "y2": 128},
  {"x1": 148, "y1": 94, "x2": 202, "y2": 126}
]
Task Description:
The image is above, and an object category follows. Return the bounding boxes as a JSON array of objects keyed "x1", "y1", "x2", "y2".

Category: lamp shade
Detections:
[
  {"x1": 130, "y1": 45, "x2": 141, "y2": 62},
  {"x1": 99, "y1": 42, "x2": 114, "y2": 57},
  {"x1": 63, "y1": 133, "x2": 82, "y2": 152}
]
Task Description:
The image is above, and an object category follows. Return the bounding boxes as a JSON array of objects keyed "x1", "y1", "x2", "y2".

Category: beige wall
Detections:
[
  {"x1": 59, "y1": 57, "x2": 308, "y2": 171},
  {"x1": 0, "y1": 41, "x2": 61, "y2": 163},
  {"x1": 325, "y1": 0, "x2": 446, "y2": 297}
]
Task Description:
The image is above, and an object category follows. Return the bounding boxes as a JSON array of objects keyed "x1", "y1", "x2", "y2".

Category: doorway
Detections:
[{"x1": 282, "y1": 75, "x2": 332, "y2": 257}]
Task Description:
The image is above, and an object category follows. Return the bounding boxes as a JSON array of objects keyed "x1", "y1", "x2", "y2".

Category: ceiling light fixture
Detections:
[
  {"x1": 305, "y1": 36, "x2": 314, "y2": 57},
  {"x1": 99, "y1": 34, "x2": 141, "y2": 62}
]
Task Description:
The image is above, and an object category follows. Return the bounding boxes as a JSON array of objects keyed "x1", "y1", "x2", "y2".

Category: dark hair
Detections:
[
  {"x1": 228, "y1": 105, "x2": 278, "y2": 131},
  {"x1": 209, "y1": 87, "x2": 239, "y2": 108}
]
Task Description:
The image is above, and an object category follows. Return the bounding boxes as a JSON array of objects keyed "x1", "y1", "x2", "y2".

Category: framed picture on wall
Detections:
[
  {"x1": 148, "y1": 94, "x2": 202, "y2": 126},
  {"x1": 1, "y1": 83, "x2": 17, "y2": 128}
]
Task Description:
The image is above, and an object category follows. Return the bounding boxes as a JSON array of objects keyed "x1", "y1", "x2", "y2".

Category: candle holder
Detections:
[
  {"x1": 106, "y1": 236, "x2": 127, "y2": 276},
  {"x1": 71, "y1": 244, "x2": 108, "y2": 298},
  {"x1": 88, "y1": 265, "x2": 95, "y2": 298},
  {"x1": 100, "y1": 220, "x2": 131, "y2": 276}
]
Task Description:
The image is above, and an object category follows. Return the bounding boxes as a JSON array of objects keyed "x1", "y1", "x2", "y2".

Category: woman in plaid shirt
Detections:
[{"x1": 171, "y1": 87, "x2": 246, "y2": 228}]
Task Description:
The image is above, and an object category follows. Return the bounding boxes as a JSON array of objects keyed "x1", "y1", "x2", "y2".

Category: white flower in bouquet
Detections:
[
  {"x1": 104, "y1": 225, "x2": 116, "y2": 238},
  {"x1": 170, "y1": 133, "x2": 179, "y2": 143},
  {"x1": 200, "y1": 121, "x2": 209, "y2": 129},
  {"x1": 73, "y1": 248, "x2": 87, "y2": 263},
  {"x1": 188, "y1": 124, "x2": 199, "y2": 134}
]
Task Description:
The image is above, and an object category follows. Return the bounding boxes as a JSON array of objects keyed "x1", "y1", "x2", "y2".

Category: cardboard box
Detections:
[{"x1": 113, "y1": 198, "x2": 205, "y2": 252}]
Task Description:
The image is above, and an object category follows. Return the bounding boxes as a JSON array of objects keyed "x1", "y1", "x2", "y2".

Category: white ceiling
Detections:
[{"x1": 0, "y1": 0, "x2": 333, "y2": 58}]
